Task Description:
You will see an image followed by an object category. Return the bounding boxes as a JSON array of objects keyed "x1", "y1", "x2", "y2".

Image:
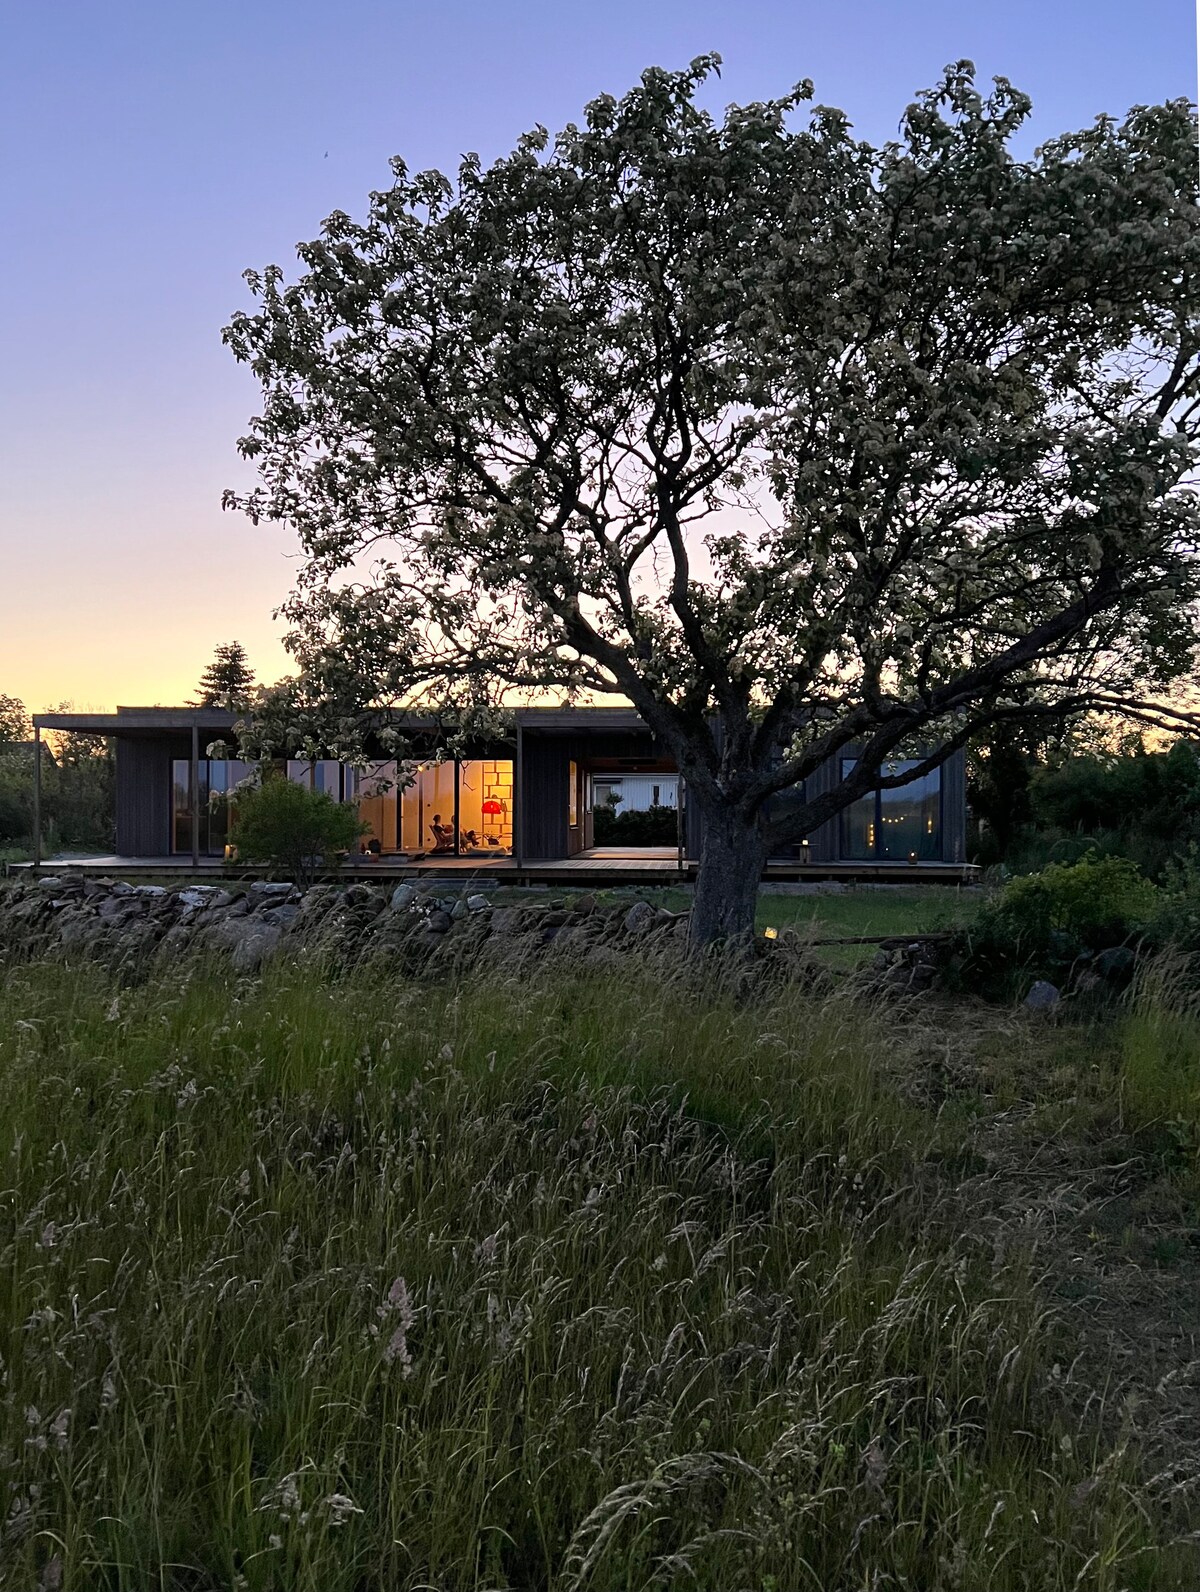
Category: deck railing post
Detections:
[
  {"x1": 32, "y1": 724, "x2": 42, "y2": 875},
  {"x1": 676, "y1": 777, "x2": 685, "y2": 874}
]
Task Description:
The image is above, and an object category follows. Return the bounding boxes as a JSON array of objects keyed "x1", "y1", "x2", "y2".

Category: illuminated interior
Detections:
[{"x1": 840, "y1": 757, "x2": 941, "y2": 860}]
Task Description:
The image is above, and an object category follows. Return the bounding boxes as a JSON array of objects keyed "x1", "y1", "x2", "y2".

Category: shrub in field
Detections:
[
  {"x1": 230, "y1": 774, "x2": 365, "y2": 887},
  {"x1": 1144, "y1": 848, "x2": 1200, "y2": 961},
  {"x1": 0, "y1": 960, "x2": 1180, "y2": 1589},
  {"x1": 957, "y1": 854, "x2": 1158, "y2": 997}
]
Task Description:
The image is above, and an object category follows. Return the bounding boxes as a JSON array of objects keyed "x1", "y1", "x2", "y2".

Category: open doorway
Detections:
[{"x1": 586, "y1": 759, "x2": 680, "y2": 851}]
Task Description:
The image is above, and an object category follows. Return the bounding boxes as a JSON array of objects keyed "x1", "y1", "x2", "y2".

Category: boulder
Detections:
[
  {"x1": 390, "y1": 884, "x2": 418, "y2": 912},
  {"x1": 426, "y1": 909, "x2": 452, "y2": 935},
  {"x1": 1095, "y1": 945, "x2": 1136, "y2": 984},
  {"x1": 1023, "y1": 980, "x2": 1060, "y2": 1013},
  {"x1": 260, "y1": 902, "x2": 301, "y2": 928},
  {"x1": 623, "y1": 901, "x2": 656, "y2": 935},
  {"x1": 466, "y1": 894, "x2": 490, "y2": 913},
  {"x1": 231, "y1": 923, "x2": 282, "y2": 973}
]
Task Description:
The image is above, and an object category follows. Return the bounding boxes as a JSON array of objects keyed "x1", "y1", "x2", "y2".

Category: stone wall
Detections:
[{"x1": 0, "y1": 874, "x2": 694, "y2": 980}]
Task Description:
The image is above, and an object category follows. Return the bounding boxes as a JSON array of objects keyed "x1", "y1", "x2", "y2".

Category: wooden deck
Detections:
[{"x1": 9, "y1": 849, "x2": 978, "y2": 888}]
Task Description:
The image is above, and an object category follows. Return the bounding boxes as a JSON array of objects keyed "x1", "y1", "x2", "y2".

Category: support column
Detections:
[
  {"x1": 32, "y1": 725, "x2": 42, "y2": 875},
  {"x1": 190, "y1": 722, "x2": 200, "y2": 871},
  {"x1": 676, "y1": 776, "x2": 685, "y2": 873}
]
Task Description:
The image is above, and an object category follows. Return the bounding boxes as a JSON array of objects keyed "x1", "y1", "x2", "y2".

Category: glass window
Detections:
[
  {"x1": 878, "y1": 759, "x2": 941, "y2": 860},
  {"x1": 839, "y1": 758, "x2": 940, "y2": 861},
  {"x1": 568, "y1": 761, "x2": 578, "y2": 827},
  {"x1": 172, "y1": 759, "x2": 255, "y2": 855},
  {"x1": 286, "y1": 759, "x2": 344, "y2": 798},
  {"x1": 767, "y1": 779, "x2": 809, "y2": 858},
  {"x1": 354, "y1": 761, "x2": 399, "y2": 853},
  {"x1": 457, "y1": 760, "x2": 513, "y2": 855}
]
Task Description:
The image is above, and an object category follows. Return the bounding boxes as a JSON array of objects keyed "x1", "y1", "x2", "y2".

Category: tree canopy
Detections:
[
  {"x1": 0, "y1": 695, "x2": 29, "y2": 746},
  {"x1": 225, "y1": 58, "x2": 1200, "y2": 941},
  {"x1": 195, "y1": 642, "x2": 256, "y2": 712}
]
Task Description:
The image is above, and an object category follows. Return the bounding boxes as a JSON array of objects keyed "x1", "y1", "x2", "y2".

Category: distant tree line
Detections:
[
  {"x1": 968, "y1": 725, "x2": 1200, "y2": 878},
  {"x1": 0, "y1": 694, "x2": 115, "y2": 855}
]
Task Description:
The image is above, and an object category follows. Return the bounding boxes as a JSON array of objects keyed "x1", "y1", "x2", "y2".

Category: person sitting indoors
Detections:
[{"x1": 430, "y1": 814, "x2": 455, "y2": 852}]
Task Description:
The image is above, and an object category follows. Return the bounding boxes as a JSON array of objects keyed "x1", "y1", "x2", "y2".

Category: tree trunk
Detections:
[{"x1": 688, "y1": 806, "x2": 768, "y2": 950}]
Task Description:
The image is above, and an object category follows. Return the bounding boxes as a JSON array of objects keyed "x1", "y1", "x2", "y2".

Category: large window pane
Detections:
[
  {"x1": 878, "y1": 759, "x2": 941, "y2": 860},
  {"x1": 457, "y1": 760, "x2": 513, "y2": 855},
  {"x1": 172, "y1": 759, "x2": 254, "y2": 855},
  {"x1": 838, "y1": 757, "x2": 941, "y2": 860},
  {"x1": 766, "y1": 780, "x2": 808, "y2": 859},
  {"x1": 839, "y1": 759, "x2": 876, "y2": 860},
  {"x1": 357, "y1": 760, "x2": 455, "y2": 854},
  {"x1": 286, "y1": 759, "x2": 343, "y2": 798},
  {"x1": 172, "y1": 760, "x2": 193, "y2": 855},
  {"x1": 355, "y1": 761, "x2": 399, "y2": 853}
]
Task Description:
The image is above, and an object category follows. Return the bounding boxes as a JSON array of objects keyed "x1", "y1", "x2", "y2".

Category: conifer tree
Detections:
[{"x1": 195, "y1": 643, "x2": 255, "y2": 711}]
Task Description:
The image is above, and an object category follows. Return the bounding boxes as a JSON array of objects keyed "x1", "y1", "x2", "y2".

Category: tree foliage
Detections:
[
  {"x1": 224, "y1": 58, "x2": 1200, "y2": 941},
  {"x1": 973, "y1": 735, "x2": 1200, "y2": 877},
  {"x1": 195, "y1": 643, "x2": 256, "y2": 711},
  {"x1": 230, "y1": 775, "x2": 365, "y2": 888},
  {"x1": 0, "y1": 697, "x2": 115, "y2": 853},
  {"x1": 0, "y1": 695, "x2": 29, "y2": 746}
]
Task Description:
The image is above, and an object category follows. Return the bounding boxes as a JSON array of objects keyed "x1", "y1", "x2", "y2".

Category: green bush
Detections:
[
  {"x1": 593, "y1": 802, "x2": 678, "y2": 845},
  {"x1": 958, "y1": 854, "x2": 1158, "y2": 997},
  {"x1": 1143, "y1": 848, "x2": 1200, "y2": 959},
  {"x1": 230, "y1": 774, "x2": 365, "y2": 886}
]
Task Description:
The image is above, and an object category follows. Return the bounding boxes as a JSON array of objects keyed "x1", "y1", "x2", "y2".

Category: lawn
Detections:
[{"x1": 0, "y1": 948, "x2": 1196, "y2": 1590}]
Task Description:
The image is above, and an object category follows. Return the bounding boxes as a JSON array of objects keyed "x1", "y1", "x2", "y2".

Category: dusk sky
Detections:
[{"x1": 1, "y1": 0, "x2": 1194, "y2": 713}]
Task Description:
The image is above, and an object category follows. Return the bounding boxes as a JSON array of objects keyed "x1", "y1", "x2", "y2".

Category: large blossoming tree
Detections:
[{"x1": 225, "y1": 58, "x2": 1200, "y2": 945}]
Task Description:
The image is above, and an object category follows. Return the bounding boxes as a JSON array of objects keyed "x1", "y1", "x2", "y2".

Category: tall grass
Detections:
[
  {"x1": 1123, "y1": 957, "x2": 1200, "y2": 1141},
  {"x1": 0, "y1": 956, "x2": 1182, "y2": 1589}
]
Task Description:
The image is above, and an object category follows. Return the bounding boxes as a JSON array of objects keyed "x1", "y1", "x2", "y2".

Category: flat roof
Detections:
[{"x1": 31, "y1": 704, "x2": 652, "y2": 735}]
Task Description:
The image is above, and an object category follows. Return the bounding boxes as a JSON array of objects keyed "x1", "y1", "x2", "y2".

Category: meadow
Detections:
[{"x1": 0, "y1": 943, "x2": 1198, "y2": 1590}]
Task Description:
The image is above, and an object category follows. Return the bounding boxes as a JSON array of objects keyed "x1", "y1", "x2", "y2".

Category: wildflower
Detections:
[
  {"x1": 323, "y1": 1491, "x2": 363, "y2": 1527},
  {"x1": 475, "y1": 1232, "x2": 498, "y2": 1266},
  {"x1": 860, "y1": 1436, "x2": 887, "y2": 1495},
  {"x1": 379, "y1": 1276, "x2": 415, "y2": 1377}
]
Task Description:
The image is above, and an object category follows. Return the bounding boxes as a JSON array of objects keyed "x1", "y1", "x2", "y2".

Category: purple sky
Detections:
[{"x1": 1, "y1": 0, "x2": 1194, "y2": 711}]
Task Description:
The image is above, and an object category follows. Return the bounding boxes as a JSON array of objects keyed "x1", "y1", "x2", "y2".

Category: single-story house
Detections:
[{"x1": 28, "y1": 705, "x2": 968, "y2": 875}]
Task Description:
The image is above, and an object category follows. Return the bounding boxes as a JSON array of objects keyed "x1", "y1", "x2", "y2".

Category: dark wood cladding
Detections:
[
  {"x1": 115, "y1": 735, "x2": 183, "y2": 856},
  {"x1": 518, "y1": 735, "x2": 572, "y2": 859},
  {"x1": 518, "y1": 729, "x2": 658, "y2": 860}
]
